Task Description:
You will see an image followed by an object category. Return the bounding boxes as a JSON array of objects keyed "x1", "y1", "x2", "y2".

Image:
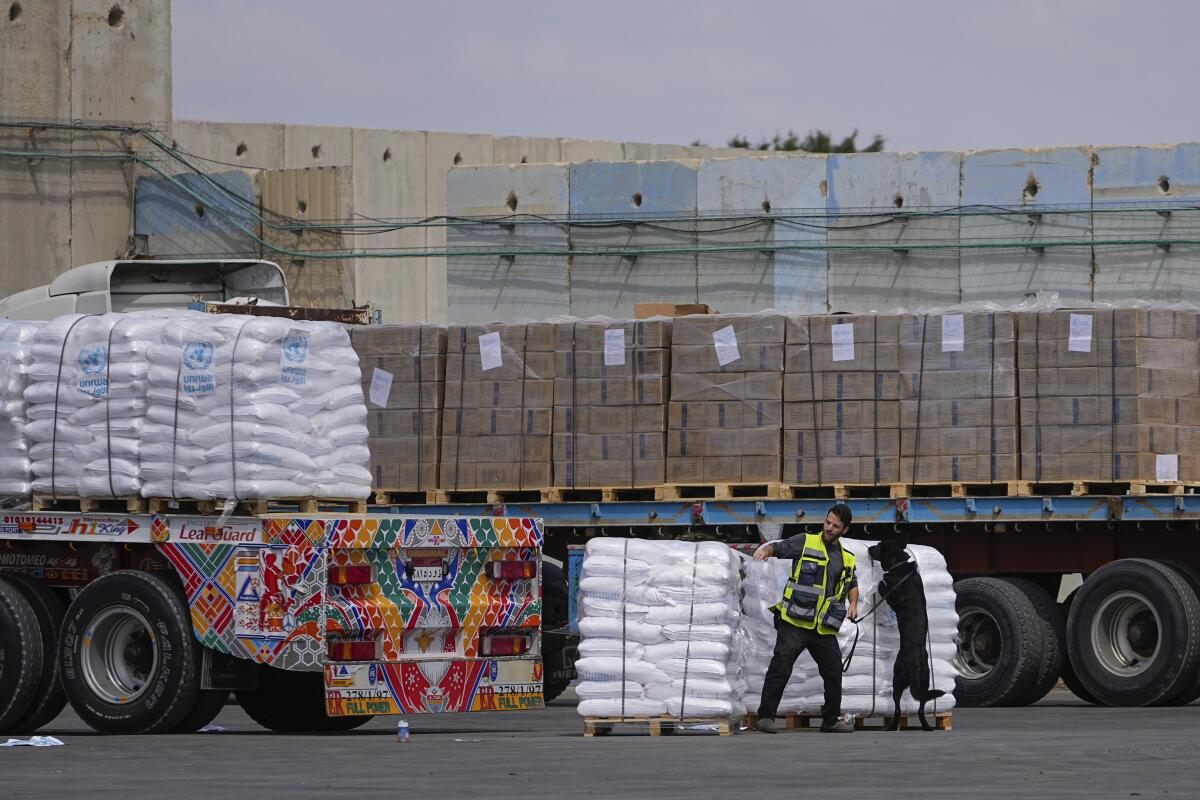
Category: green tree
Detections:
[{"x1": 727, "y1": 129, "x2": 885, "y2": 153}]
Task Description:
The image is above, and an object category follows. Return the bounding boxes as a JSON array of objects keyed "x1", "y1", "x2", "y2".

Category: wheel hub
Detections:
[
  {"x1": 81, "y1": 605, "x2": 159, "y2": 705},
  {"x1": 1090, "y1": 591, "x2": 1161, "y2": 677},
  {"x1": 955, "y1": 606, "x2": 1002, "y2": 679}
]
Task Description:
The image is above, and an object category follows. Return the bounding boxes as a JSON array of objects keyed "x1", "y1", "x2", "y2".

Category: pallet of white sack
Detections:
[
  {"x1": 654, "y1": 483, "x2": 787, "y2": 501},
  {"x1": 743, "y1": 711, "x2": 952, "y2": 732},
  {"x1": 32, "y1": 495, "x2": 147, "y2": 513},
  {"x1": 583, "y1": 715, "x2": 738, "y2": 737},
  {"x1": 147, "y1": 496, "x2": 369, "y2": 515},
  {"x1": 268, "y1": 497, "x2": 370, "y2": 514}
]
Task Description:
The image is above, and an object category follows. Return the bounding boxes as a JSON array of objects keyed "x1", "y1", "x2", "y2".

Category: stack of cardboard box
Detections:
[
  {"x1": 898, "y1": 312, "x2": 1018, "y2": 483},
  {"x1": 667, "y1": 313, "x2": 784, "y2": 484},
  {"x1": 552, "y1": 318, "x2": 670, "y2": 489},
  {"x1": 351, "y1": 325, "x2": 445, "y2": 492},
  {"x1": 440, "y1": 322, "x2": 555, "y2": 491},
  {"x1": 1017, "y1": 308, "x2": 1200, "y2": 482},
  {"x1": 782, "y1": 314, "x2": 901, "y2": 485}
]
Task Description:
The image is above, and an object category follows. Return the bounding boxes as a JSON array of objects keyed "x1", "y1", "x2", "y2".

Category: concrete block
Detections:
[
  {"x1": 350, "y1": 128, "x2": 427, "y2": 322},
  {"x1": 426, "y1": 132, "x2": 495, "y2": 321},
  {"x1": 561, "y1": 139, "x2": 625, "y2": 163},
  {"x1": 135, "y1": 169, "x2": 260, "y2": 258},
  {"x1": 493, "y1": 136, "x2": 562, "y2": 165},
  {"x1": 0, "y1": 0, "x2": 69, "y2": 119},
  {"x1": 282, "y1": 125, "x2": 353, "y2": 168},
  {"x1": 960, "y1": 147, "x2": 1093, "y2": 304},
  {"x1": 258, "y1": 166, "x2": 355, "y2": 308},
  {"x1": 70, "y1": 128, "x2": 136, "y2": 266},
  {"x1": 569, "y1": 160, "x2": 699, "y2": 317},
  {"x1": 1092, "y1": 144, "x2": 1200, "y2": 304},
  {"x1": 69, "y1": 0, "x2": 171, "y2": 123},
  {"x1": 0, "y1": 127, "x2": 72, "y2": 297},
  {"x1": 623, "y1": 142, "x2": 698, "y2": 161},
  {"x1": 696, "y1": 155, "x2": 828, "y2": 313},
  {"x1": 827, "y1": 150, "x2": 961, "y2": 311},
  {"x1": 447, "y1": 164, "x2": 570, "y2": 322},
  {"x1": 170, "y1": 120, "x2": 285, "y2": 170}
]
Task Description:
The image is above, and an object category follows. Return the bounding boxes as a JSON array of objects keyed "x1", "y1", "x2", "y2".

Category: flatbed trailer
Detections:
[
  {"x1": 382, "y1": 487, "x2": 1200, "y2": 710},
  {"x1": 0, "y1": 510, "x2": 549, "y2": 734}
]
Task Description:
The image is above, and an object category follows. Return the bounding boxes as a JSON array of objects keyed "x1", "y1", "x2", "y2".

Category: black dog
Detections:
[{"x1": 867, "y1": 539, "x2": 946, "y2": 731}]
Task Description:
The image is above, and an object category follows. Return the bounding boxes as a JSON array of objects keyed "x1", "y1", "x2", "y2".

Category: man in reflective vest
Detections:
[{"x1": 752, "y1": 503, "x2": 859, "y2": 733}]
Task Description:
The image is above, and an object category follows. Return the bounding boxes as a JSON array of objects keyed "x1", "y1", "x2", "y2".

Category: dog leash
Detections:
[{"x1": 841, "y1": 560, "x2": 919, "y2": 673}]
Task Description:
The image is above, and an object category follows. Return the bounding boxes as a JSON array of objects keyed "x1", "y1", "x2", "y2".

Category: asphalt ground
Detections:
[{"x1": 3, "y1": 688, "x2": 1197, "y2": 800}]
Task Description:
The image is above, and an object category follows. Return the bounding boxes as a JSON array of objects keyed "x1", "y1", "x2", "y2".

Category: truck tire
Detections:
[
  {"x1": 1001, "y1": 577, "x2": 1065, "y2": 705},
  {"x1": 1157, "y1": 561, "x2": 1200, "y2": 705},
  {"x1": 1059, "y1": 590, "x2": 1101, "y2": 705},
  {"x1": 0, "y1": 573, "x2": 67, "y2": 733},
  {"x1": 60, "y1": 570, "x2": 203, "y2": 733},
  {"x1": 1066, "y1": 559, "x2": 1200, "y2": 707},
  {"x1": 236, "y1": 666, "x2": 372, "y2": 732},
  {"x1": 172, "y1": 690, "x2": 229, "y2": 733},
  {"x1": 0, "y1": 579, "x2": 43, "y2": 731},
  {"x1": 952, "y1": 577, "x2": 1043, "y2": 706},
  {"x1": 541, "y1": 561, "x2": 571, "y2": 703}
]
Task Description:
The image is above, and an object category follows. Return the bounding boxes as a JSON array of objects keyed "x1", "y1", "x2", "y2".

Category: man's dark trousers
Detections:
[{"x1": 757, "y1": 614, "x2": 842, "y2": 726}]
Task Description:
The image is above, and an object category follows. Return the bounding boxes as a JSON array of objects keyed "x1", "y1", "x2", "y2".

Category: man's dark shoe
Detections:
[
  {"x1": 819, "y1": 717, "x2": 855, "y2": 733},
  {"x1": 756, "y1": 717, "x2": 778, "y2": 734}
]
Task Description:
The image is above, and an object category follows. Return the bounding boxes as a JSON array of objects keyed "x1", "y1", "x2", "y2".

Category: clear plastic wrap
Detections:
[
  {"x1": 667, "y1": 312, "x2": 785, "y2": 484},
  {"x1": 441, "y1": 322, "x2": 554, "y2": 490},
  {"x1": 350, "y1": 324, "x2": 445, "y2": 492},
  {"x1": 576, "y1": 537, "x2": 746, "y2": 721},
  {"x1": 737, "y1": 539, "x2": 958, "y2": 718},
  {"x1": 553, "y1": 317, "x2": 670, "y2": 489},
  {"x1": 0, "y1": 321, "x2": 39, "y2": 495}
]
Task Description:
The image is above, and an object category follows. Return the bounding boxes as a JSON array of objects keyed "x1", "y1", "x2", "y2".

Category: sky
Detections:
[{"x1": 173, "y1": 0, "x2": 1200, "y2": 153}]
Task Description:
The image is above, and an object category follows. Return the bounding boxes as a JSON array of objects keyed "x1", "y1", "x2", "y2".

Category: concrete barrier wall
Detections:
[{"x1": 447, "y1": 143, "x2": 1200, "y2": 320}]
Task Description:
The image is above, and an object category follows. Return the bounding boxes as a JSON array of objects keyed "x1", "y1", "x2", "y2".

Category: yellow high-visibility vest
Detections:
[{"x1": 774, "y1": 532, "x2": 856, "y2": 635}]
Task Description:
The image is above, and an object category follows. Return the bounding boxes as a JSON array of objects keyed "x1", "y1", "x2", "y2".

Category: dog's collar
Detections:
[{"x1": 883, "y1": 559, "x2": 918, "y2": 579}]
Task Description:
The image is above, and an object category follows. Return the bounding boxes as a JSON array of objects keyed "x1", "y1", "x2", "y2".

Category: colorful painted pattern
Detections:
[
  {"x1": 157, "y1": 516, "x2": 544, "y2": 683},
  {"x1": 325, "y1": 657, "x2": 543, "y2": 716}
]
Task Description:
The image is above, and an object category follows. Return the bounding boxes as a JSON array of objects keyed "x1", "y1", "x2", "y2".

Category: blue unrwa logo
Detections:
[
  {"x1": 281, "y1": 332, "x2": 308, "y2": 363},
  {"x1": 183, "y1": 340, "x2": 214, "y2": 370},
  {"x1": 77, "y1": 345, "x2": 108, "y2": 374}
]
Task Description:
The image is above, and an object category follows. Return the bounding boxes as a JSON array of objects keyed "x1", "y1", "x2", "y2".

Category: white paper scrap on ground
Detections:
[
  {"x1": 604, "y1": 329, "x2": 626, "y2": 366},
  {"x1": 941, "y1": 315, "x2": 964, "y2": 352},
  {"x1": 198, "y1": 724, "x2": 225, "y2": 733},
  {"x1": 1068, "y1": 313, "x2": 1093, "y2": 352},
  {"x1": 1157, "y1": 454, "x2": 1179, "y2": 482},
  {"x1": 1, "y1": 736, "x2": 64, "y2": 746},
  {"x1": 712, "y1": 325, "x2": 740, "y2": 366},
  {"x1": 831, "y1": 323, "x2": 855, "y2": 362},
  {"x1": 368, "y1": 368, "x2": 394, "y2": 408},
  {"x1": 479, "y1": 332, "x2": 503, "y2": 371}
]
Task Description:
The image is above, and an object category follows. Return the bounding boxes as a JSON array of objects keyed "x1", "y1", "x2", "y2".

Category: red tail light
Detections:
[
  {"x1": 329, "y1": 565, "x2": 373, "y2": 585},
  {"x1": 486, "y1": 560, "x2": 537, "y2": 580},
  {"x1": 327, "y1": 640, "x2": 376, "y2": 661},
  {"x1": 480, "y1": 634, "x2": 530, "y2": 656}
]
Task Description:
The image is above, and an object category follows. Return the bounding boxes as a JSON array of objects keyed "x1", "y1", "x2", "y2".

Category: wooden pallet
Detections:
[
  {"x1": 744, "y1": 711, "x2": 952, "y2": 732},
  {"x1": 541, "y1": 486, "x2": 659, "y2": 503},
  {"x1": 903, "y1": 482, "x2": 1026, "y2": 499},
  {"x1": 147, "y1": 497, "x2": 369, "y2": 515},
  {"x1": 32, "y1": 495, "x2": 147, "y2": 513},
  {"x1": 655, "y1": 483, "x2": 786, "y2": 501},
  {"x1": 428, "y1": 489, "x2": 543, "y2": 505},
  {"x1": 372, "y1": 489, "x2": 440, "y2": 506},
  {"x1": 583, "y1": 715, "x2": 737, "y2": 737}
]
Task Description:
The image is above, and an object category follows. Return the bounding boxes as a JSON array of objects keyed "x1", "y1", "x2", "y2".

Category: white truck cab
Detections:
[{"x1": 0, "y1": 259, "x2": 289, "y2": 320}]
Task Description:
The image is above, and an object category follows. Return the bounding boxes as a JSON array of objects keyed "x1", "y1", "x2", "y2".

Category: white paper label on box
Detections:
[
  {"x1": 603, "y1": 328, "x2": 626, "y2": 366},
  {"x1": 712, "y1": 325, "x2": 740, "y2": 366},
  {"x1": 1068, "y1": 313, "x2": 1093, "y2": 352},
  {"x1": 479, "y1": 332, "x2": 503, "y2": 371},
  {"x1": 1157, "y1": 454, "x2": 1179, "y2": 482},
  {"x1": 831, "y1": 323, "x2": 855, "y2": 362},
  {"x1": 941, "y1": 314, "x2": 964, "y2": 353},
  {"x1": 368, "y1": 367, "x2": 394, "y2": 408}
]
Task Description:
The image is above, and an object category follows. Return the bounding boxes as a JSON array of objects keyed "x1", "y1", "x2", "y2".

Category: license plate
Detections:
[{"x1": 411, "y1": 565, "x2": 444, "y2": 582}]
